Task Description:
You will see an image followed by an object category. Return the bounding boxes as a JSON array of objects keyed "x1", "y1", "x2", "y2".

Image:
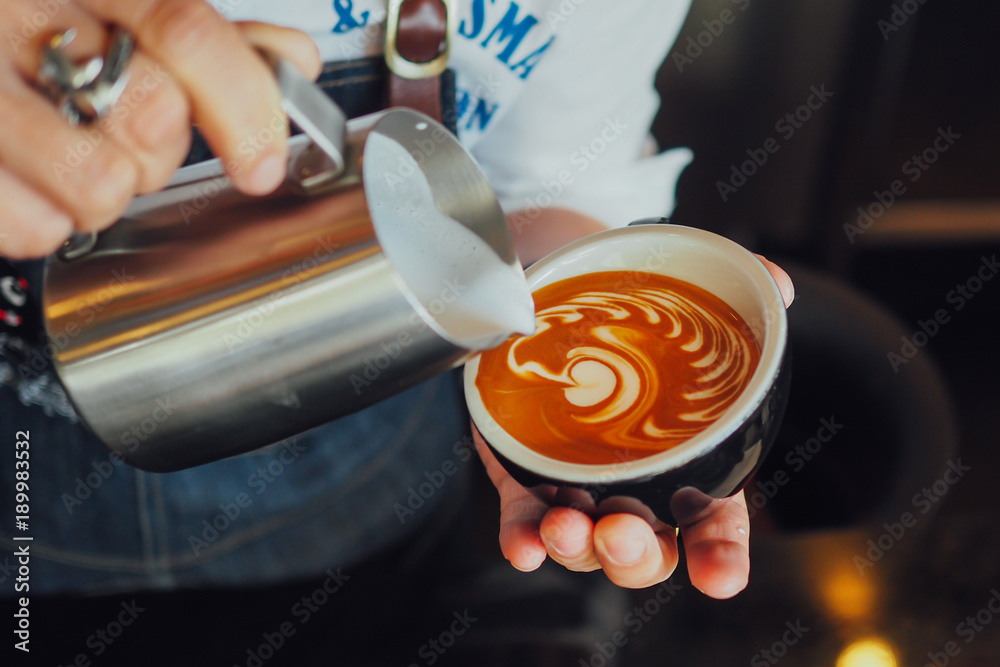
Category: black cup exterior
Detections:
[{"x1": 482, "y1": 345, "x2": 791, "y2": 526}]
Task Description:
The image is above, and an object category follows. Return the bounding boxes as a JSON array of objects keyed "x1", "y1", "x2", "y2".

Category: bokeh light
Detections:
[
  {"x1": 821, "y1": 564, "x2": 877, "y2": 621},
  {"x1": 836, "y1": 637, "x2": 898, "y2": 667}
]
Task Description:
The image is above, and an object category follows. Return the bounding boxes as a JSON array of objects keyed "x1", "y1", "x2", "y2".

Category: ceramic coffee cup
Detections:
[{"x1": 464, "y1": 221, "x2": 791, "y2": 525}]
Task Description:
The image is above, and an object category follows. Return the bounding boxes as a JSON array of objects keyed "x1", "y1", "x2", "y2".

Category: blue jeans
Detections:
[{"x1": 0, "y1": 370, "x2": 470, "y2": 595}]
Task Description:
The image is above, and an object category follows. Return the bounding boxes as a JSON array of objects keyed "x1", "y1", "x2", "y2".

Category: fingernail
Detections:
[
  {"x1": 548, "y1": 541, "x2": 570, "y2": 557},
  {"x1": 597, "y1": 535, "x2": 646, "y2": 566},
  {"x1": 240, "y1": 153, "x2": 286, "y2": 195},
  {"x1": 510, "y1": 549, "x2": 545, "y2": 572},
  {"x1": 540, "y1": 528, "x2": 569, "y2": 557}
]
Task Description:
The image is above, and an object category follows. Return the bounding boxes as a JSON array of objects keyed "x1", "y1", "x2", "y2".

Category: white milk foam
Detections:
[{"x1": 365, "y1": 132, "x2": 535, "y2": 350}]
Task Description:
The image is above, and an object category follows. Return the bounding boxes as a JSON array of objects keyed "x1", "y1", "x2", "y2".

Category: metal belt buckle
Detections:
[{"x1": 384, "y1": 0, "x2": 456, "y2": 79}]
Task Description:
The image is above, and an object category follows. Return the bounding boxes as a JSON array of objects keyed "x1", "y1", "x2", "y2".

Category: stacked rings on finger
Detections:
[
  {"x1": 35, "y1": 27, "x2": 136, "y2": 258},
  {"x1": 36, "y1": 28, "x2": 135, "y2": 126}
]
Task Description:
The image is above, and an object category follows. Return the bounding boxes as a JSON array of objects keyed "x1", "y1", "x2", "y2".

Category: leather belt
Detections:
[{"x1": 385, "y1": 0, "x2": 454, "y2": 124}]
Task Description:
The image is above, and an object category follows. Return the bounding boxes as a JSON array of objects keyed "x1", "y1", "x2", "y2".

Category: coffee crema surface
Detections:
[{"x1": 475, "y1": 271, "x2": 762, "y2": 464}]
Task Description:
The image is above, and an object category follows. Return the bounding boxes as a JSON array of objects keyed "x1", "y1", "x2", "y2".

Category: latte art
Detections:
[{"x1": 475, "y1": 271, "x2": 761, "y2": 464}]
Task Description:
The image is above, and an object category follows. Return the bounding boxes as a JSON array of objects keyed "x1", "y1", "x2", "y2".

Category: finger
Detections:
[
  {"x1": 473, "y1": 424, "x2": 516, "y2": 492},
  {"x1": 6, "y1": 13, "x2": 195, "y2": 198},
  {"x1": 754, "y1": 254, "x2": 794, "y2": 307},
  {"x1": 4, "y1": 1, "x2": 102, "y2": 67},
  {"x1": 499, "y1": 494, "x2": 549, "y2": 572},
  {"x1": 474, "y1": 428, "x2": 548, "y2": 572},
  {"x1": 0, "y1": 165, "x2": 73, "y2": 258},
  {"x1": 78, "y1": 0, "x2": 289, "y2": 195},
  {"x1": 593, "y1": 513, "x2": 679, "y2": 589},
  {"x1": 88, "y1": 49, "x2": 191, "y2": 195},
  {"x1": 236, "y1": 22, "x2": 322, "y2": 81},
  {"x1": 677, "y1": 490, "x2": 751, "y2": 599},
  {"x1": 0, "y1": 61, "x2": 138, "y2": 232},
  {"x1": 539, "y1": 507, "x2": 601, "y2": 572}
]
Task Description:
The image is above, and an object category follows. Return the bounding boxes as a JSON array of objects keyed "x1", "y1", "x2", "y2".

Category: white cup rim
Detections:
[{"x1": 464, "y1": 224, "x2": 788, "y2": 484}]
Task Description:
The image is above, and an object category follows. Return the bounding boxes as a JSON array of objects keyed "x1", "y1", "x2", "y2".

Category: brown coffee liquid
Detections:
[{"x1": 475, "y1": 271, "x2": 762, "y2": 464}]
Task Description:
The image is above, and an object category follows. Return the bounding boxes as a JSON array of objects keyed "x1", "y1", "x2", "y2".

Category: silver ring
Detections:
[
  {"x1": 38, "y1": 28, "x2": 136, "y2": 261},
  {"x1": 37, "y1": 28, "x2": 135, "y2": 126}
]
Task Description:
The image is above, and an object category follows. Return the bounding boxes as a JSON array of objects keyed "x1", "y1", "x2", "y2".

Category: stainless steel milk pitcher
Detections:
[{"x1": 42, "y1": 60, "x2": 535, "y2": 472}]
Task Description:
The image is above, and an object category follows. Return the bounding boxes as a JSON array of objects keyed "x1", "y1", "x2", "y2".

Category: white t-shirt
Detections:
[{"x1": 209, "y1": 0, "x2": 694, "y2": 227}]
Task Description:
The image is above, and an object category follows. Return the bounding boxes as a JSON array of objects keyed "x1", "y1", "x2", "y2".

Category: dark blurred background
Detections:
[
  {"x1": 18, "y1": 1, "x2": 1000, "y2": 666},
  {"x1": 644, "y1": 0, "x2": 1000, "y2": 664}
]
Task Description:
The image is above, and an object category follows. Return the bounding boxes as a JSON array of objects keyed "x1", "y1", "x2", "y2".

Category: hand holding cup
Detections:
[{"x1": 469, "y1": 224, "x2": 795, "y2": 592}]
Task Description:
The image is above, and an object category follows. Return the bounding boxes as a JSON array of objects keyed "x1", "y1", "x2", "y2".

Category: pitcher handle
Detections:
[
  {"x1": 52, "y1": 33, "x2": 350, "y2": 260},
  {"x1": 270, "y1": 56, "x2": 348, "y2": 187}
]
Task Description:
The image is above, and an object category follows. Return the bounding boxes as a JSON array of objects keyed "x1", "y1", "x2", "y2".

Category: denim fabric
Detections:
[
  {"x1": 0, "y1": 370, "x2": 470, "y2": 595},
  {"x1": 0, "y1": 59, "x2": 470, "y2": 596}
]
